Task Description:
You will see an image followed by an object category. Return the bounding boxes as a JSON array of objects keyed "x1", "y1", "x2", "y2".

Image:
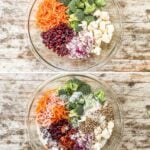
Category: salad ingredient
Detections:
[
  {"x1": 36, "y1": 0, "x2": 69, "y2": 31},
  {"x1": 48, "y1": 119, "x2": 78, "y2": 148},
  {"x1": 100, "y1": 104, "x2": 114, "y2": 121},
  {"x1": 94, "y1": 89, "x2": 105, "y2": 104},
  {"x1": 58, "y1": 78, "x2": 92, "y2": 96},
  {"x1": 95, "y1": 0, "x2": 106, "y2": 7},
  {"x1": 67, "y1": 31, "x2": 94, "y2": 59},
  {"x1": 60, "y1": 0, "x2": 71, "y2": 6},
  {"x1": 50, "y1": 104, "x2": 69, "y2": 123},
  {"x1": 79, "y1": 117, "x2": 99, "y2": 134},
  {"x1": 84, "y1": 1, "x2": 96, "y2": 14},
  {"x1": 36, "y1": 89, "x2": 56, "y2": 113},
  {"x1": 79, "y1": 10, "x2": 114, "y2": 56},
  {"x1": 41, "y1": 23, "x2": 74, "y2": 56}
]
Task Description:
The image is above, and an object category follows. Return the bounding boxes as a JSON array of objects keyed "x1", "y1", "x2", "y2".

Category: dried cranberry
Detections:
[{"x1": 41, "y1": 23, "x2": 74, "y2": 57}]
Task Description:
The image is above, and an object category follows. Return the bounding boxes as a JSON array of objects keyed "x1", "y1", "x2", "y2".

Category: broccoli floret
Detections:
[
  {"x1": 95, "y1": 0, "x2": 106, "y2": 7},
  {"x1": 68, "y1": 102, "x2": 77, "y2": 110},
  {"x1": 75, "y1": 9, "x2": 85, "y2": 21},
  {"x1": 64, "y1": 78, "x2": 82, "y2": 94},
  {"x1": 69, "y1": 109, "x2": 79, "y2": 118},
  {"x1": 88, "y1": 0, "x2": 94, "y2": 5},
  {"x1": 84, "y1": 15, "x2": 95, "y2": 24},
  {"x1": 78, "y1": 84, "x2": 91, "y2": 95},
  {"x1": 74, "y1": 104, "x2": 84, "y2": 115},
  {"x1": 58, "y1": 89, "x2": 68, "y2": 96},
  {"x1": 84, "y1": 1, "x2": 96, "y2": 14},
  {"x1": 76, "y1": 2, "x2": 85, "y2": 8},
  {"x1": 69, "y1": 14, "x2": 78, "y2": 22},
  {"x1": 81, "y1": 0, "x2": 87, "y2": 2},
  {"x1": 68, "y1": 0, "x2": 80, "y2": 13},
  {"x1": 94, "y1": 89, "x2": 106, "y2": 104},
  {"x1": 77, "y1": 97, "x2": 85, "y2": 105},
  {"x1": 70, "y1": 21, "x2": 80, "y2": 31},
  {"x1": 59, "y1": 0, "x2": 71, "y2": 6},
  {"x1": 66, "y1": 9, "x2": 73, "y2": 15}
]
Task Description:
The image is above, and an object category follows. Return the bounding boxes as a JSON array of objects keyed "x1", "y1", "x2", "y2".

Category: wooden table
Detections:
[{"x1": 0, "y1": 0, "x2": 150, "y2": 150}]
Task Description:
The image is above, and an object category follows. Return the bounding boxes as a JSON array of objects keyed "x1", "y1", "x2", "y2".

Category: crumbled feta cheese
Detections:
[
  {"x1": 93, "y1": 30, "x2": 103, "y2": 39},
  {"x1": 107, "y1": 24, "x2": 115, "y2": 33},
  {"x1": 101, "y1": 128, "x2": 110, "y2": 139},
  {"x1": 93, "y1": 9, "x2": 102, "y2": 17},
  {"x1": 93, "y1": 143, "x2": 101, "y2": 150},
  {"x1": 99, "y1": 21, "x2": 106, "y2": 32},
  {"x1": 100, "y1": 11, "x2": 110, "y2": 21},
  {"x1": 108, "y1": 121, "x2": 114, "y2": 129},
  {"x1": 101, "y1": 33, "x2": 111, "y2": 43},
  {"x1": 92, "y1": 47, "x2": 102, "y2": 55}
]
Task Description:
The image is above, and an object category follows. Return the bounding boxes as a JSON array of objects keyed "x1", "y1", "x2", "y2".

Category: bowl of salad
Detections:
[
  {"x1": 27, "y1": 0, "x2": 122, "y2": 71},
  {"x1": 26, "y1": 74, "x2": 123, "y2": 149}
]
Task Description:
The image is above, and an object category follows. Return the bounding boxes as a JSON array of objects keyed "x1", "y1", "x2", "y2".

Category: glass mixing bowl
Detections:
[
  {"x1": 26, "y1": 74, "x2": 123, "y2": 149},
  {"x1": 27, "y1": 0, "x2": 123, "y2": 71}
]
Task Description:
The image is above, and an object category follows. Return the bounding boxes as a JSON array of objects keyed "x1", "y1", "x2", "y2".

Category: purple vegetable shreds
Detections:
[{"x1": 41, "y1": 23, "x2": 74, "y2": 57}]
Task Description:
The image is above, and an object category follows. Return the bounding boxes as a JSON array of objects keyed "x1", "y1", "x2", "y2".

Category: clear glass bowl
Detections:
[
  {"x1": 27, "y1": 0, "x2": 123, "y2": 71},
  {"x1": 26, "y1": 74, "x2": 123, "y2": 149}
]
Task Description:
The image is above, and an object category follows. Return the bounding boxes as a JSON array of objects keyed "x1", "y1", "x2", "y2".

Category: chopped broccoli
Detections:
[
  {"x1": 88, "y1": 0, "x2": 94, "y2": 5},
  {"x1": 81, "y1": 0, "x2": 87, "y2": 2},
  {"x1": 84, "y1": 15, "x2": 95, "y2": 24},
  {"x1": 69, "y1": 14, "x2": 78, "y2": 22},
  {"x1": 74, "y1": 104, "x2": 84, "y2": 115},
  {"x1": 65, "y1": 78, "x2": 82, "y2": 91},
  {"x1": 94, "y1": 89, "x2": 106, "y2": 104},
  {"x1": 68, "y1": 102, "x2": 77, "y2": 110},
  {"x1": 78, "y1": 84, "x2": 91, "y2": 95},
  {"x1": 76, "y1": 2, "x2": 85, "y2": 8},
  {"x1": 70, "y1": 21, "x2": 80, "y2": 31},
  {"x1": 59, "y1": 0, "x2": 71, "y2": 6},
  {"x1": 95, "y1": 0, "x2": 106, "y2": 7},
  {"x1": 68, "y1": 0, "x2": 80, "y2": 13},
  {"x1": 69, "y1": 109, "x2": 79, "y2": 118},
  {"x1": 66, "y1": 9, "x2": 73, "y2": 15},
  {"x1": 77, "y1": 97, "x2": 85, "y2": 105},
  {"x1": 70, "y1": 117, "x2": 79, "y2": 127},
  {"x1": 84, "y1": 1, "x2": 96, "y2": 14},
  {"x1": 58, "y1": 89, "x2": 68, "y2": 96},
  {"x1": 75, "y1": 9, "x2": 85, "y2": 21}
]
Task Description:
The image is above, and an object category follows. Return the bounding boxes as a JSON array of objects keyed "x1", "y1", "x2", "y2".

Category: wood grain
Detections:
[
  {"x1": 0, "y1": 73, "x2": 150, "y2": 150},
  {"x1": 0, "y1": 0, "x2": 150, "y2": 72}
]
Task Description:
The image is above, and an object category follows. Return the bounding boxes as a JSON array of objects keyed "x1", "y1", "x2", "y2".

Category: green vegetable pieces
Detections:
[
  {"x1": 84, "y1": 1, "x2": 96, "y2": 14},
  {"x1": 58, "y1": 78, "x2": 92, "y2": 96},
  {"x1": 94, "y1": 89, "x2": 106, "y2": 104},
  {"x1": 95, "y1": 0, "x2": 106, "y2": 7}
]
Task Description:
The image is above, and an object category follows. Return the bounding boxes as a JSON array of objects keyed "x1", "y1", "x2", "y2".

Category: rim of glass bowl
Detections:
[
  {"x1": 26, "y1": 0, "x2": 123, "y2": 71},
  {"x1": 26, "y1": 73, "x2": 124, "y2": 150}
]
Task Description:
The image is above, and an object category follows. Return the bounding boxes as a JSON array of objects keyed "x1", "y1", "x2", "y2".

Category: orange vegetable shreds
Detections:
[
  {"x1": 36, "y1": 0, "x2": 69, "y2": 31},
  {"x1": 35, "y1": 89, "x2": 68, "y2": 126},
  {"x1": 36, "y1": 89, "x2": 56, "y2": 113},
  {"x1": 50, "y1": 104, "x2": 69, "y2": 123}
]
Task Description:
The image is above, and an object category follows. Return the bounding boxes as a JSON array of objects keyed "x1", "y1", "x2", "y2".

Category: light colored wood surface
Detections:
[
  {"x1": 0, "y1": 0, "x2": 150, "y2": 72},
  {"x1": 0, "y1": 73, "x2": 150, "y2": 150}
]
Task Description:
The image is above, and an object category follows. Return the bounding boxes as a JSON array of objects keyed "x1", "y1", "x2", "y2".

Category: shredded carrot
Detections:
[
  {"x1": 36, "y1": 89, "x2": 68, "y2": 126},
  {"x1": 36, "y1": 89, "x2": 56, "y2": 113},
  {"x1": 51, "y1": 104, "x2": 69, "y2": 123},
  {"x1": 36, "y1": 0, "x2": 69, "y2": 31}
]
